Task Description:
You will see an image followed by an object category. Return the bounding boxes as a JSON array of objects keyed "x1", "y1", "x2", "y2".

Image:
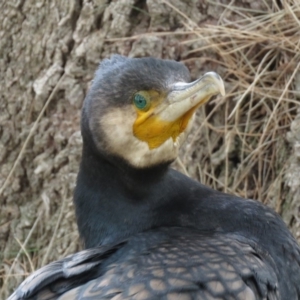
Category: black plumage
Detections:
[{"x1": 9, "y1": 55, "x2": 300, "y2": 300}]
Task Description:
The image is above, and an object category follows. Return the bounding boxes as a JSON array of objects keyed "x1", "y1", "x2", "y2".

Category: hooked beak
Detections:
[{"x1": 158, "y1": 72, "x2": 225, "y2": 122}]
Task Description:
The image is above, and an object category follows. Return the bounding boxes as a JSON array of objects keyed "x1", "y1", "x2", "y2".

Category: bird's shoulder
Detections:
[{"x1": 9, "y1": 228, "x2": 285, "y2": 300}]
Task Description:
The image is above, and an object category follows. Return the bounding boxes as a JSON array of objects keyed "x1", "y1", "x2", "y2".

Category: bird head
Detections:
[{"x1": 83, "y1": 55, "x2": 225, "y2": 168}]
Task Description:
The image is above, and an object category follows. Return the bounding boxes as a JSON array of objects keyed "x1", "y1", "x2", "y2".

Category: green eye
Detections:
[{"x1": 134, "y1": 94, "x2": 148, "y2": 110}]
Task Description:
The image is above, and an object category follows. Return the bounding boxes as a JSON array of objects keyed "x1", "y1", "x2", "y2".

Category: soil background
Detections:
[{"x1": 1, "y1": 0, "x2": 300, "y2": 297}]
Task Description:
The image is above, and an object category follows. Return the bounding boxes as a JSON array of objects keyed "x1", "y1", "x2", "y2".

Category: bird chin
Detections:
[
  {"x1": 104, "y1": 130, "x2": 187, "y2": 169},
  {"x1": 132, "y1": 113, "x2": 194, "y2": 169},
  {"x1": 123, "y1": 136, "x2": 181, "y2": 169},
  {"x1": 121, "y1": 127, "x2": 191, "y2": 169}
]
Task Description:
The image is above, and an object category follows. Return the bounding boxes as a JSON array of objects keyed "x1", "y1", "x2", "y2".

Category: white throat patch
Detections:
[{"x1": 96, "y1": 106, "x2": 194, "y2": 168}]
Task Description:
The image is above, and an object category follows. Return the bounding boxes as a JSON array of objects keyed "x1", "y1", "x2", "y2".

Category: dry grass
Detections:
[
  {"x1": 1, "y1": 0, "x2": 300, "y2": 297},
  {"x1": 174, "y1": 0, "x2": 300, "y2": 211}
]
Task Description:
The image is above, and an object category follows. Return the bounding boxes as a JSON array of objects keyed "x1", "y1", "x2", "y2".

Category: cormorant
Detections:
[{"x1": 9, "y1": 55, "x2": 300, "y2": 299}]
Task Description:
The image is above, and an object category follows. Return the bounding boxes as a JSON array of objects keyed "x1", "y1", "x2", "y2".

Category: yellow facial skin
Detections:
[
  {"x1": 132, "y1": 72, "x2": 225, "y2": 150},
  {"x1": 133, "y1": 90, "x2": 202, "y2": 149}
]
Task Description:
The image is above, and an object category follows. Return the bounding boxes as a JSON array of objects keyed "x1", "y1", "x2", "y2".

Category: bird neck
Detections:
[
  {"x1": 74, "y1": 137, "x2": 293, "y2": 257},
  {"x1": 74, "y1": 142, "x2": 171, "y2": 248}
]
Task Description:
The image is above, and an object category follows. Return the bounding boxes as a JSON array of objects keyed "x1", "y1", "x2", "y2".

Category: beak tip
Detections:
[
  {"x1": 205, "y1": 72, "x2": 226, "y2": 97},
  {"x1": 220, "y1": 86, "x2": 226, "y2": 97}
]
